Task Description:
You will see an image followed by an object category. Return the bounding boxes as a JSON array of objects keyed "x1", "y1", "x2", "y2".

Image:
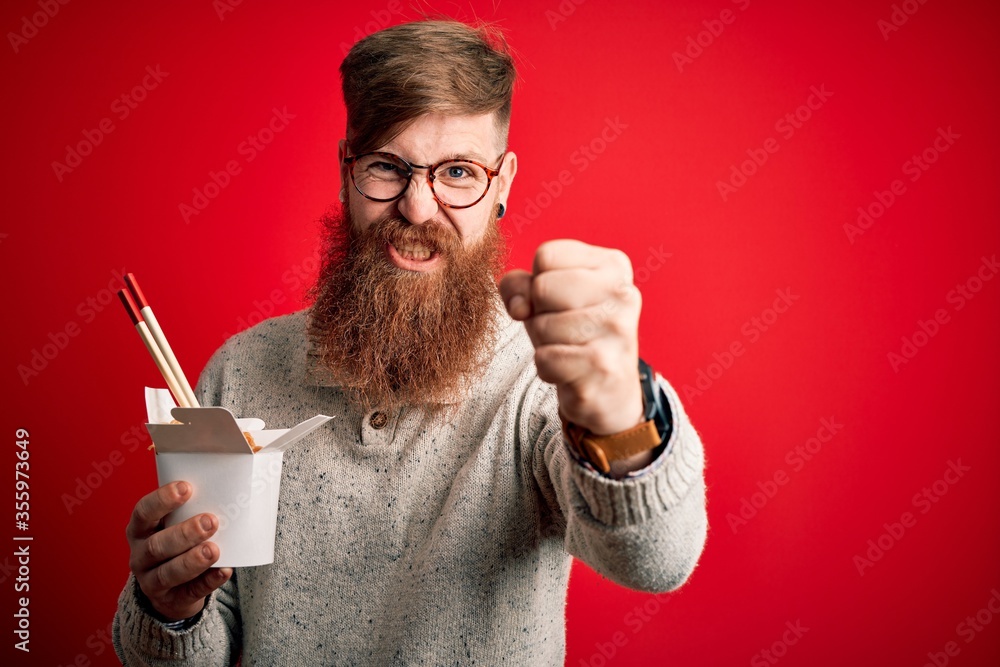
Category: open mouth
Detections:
[{"x1": 386, "y1": 241, "x2": 441, "y2": 272}]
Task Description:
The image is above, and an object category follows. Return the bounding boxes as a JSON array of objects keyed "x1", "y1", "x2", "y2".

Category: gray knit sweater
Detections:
[{"x1": 113, "y1": 307, "x2": 707, "y2": 666}]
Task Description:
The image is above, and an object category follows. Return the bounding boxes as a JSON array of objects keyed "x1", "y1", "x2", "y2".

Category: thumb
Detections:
[{"x1": 499, "y1": 269, "x2": 533, "y2": 321}]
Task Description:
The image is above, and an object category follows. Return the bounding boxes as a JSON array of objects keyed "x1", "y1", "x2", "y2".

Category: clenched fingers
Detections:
[
  {"x1": 528, "y1": 267, "x2": 623, "y2": 315},
  {"x1": 532, "y1": 239, "x2": 632, "y2": 277},
  {"x1": 499, "y1": 269, "x2": 533, "y2": 320},
  {"x1": 523, "y1": 308, "x2": 609, "y2": 348}
]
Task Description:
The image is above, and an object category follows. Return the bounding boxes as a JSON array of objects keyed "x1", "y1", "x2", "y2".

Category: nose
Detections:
[{"x1": 396, "y1": 168, "x2": 439, "y2": 225}]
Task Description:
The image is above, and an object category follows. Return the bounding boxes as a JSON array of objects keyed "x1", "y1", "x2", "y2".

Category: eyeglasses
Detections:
[{"x1": 343, "y1": 151, "x2": 504, "y2": 209}]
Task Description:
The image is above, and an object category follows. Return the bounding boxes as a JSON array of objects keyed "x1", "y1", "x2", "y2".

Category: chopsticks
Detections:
[{"x1": 118, "y1": 273, "x2": 200, "y2": 408}]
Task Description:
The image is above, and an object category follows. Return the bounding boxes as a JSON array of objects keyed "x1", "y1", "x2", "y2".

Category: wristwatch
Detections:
[{"x1": 562, "y1": 358, "x2": 673, "y2": 475}]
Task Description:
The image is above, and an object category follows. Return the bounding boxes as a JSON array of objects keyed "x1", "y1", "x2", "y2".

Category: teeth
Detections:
[{"x1": 395, "y1": 243, "x2": 431, "y2": 261}]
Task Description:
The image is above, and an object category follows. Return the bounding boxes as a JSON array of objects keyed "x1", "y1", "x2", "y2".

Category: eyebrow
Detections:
[
  {"x1": 437, "y1": 151, "x2": 490, "y2": 163},
  {"x1": 380, "y1": 148, "x2": 492, "y2": 165}
]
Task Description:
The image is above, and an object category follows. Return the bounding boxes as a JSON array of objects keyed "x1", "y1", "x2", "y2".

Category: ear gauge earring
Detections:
[{"x1": 496, "y1": 203, "x2": 505, "y2": 219}]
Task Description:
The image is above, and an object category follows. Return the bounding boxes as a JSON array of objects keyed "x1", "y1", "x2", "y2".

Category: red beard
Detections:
[{"x1": 307, "y1": 206, "x2": 507, "y2": 414}]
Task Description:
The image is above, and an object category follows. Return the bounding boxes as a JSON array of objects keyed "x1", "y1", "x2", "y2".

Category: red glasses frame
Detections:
[{"x1": 343, "y1": 151, "x2": 504, "y2": 209}]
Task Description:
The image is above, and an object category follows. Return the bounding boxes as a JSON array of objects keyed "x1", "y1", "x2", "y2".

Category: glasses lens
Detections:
[
  {"x1": 351, "y1": 154, "x2": 411, "y2": 201},
  {"x1": 432, "y1": 161, "x2": 490, "y2": 207}
]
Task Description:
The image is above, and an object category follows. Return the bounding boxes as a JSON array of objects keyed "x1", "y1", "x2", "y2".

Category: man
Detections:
[{"x1": 114, "y1": 19, "x2": 707, "y2": 665}]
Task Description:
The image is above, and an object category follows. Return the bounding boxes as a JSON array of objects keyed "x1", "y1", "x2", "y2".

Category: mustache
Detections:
[{"x1": 361, "y1": 216, "x2": 463, "y2": 255}]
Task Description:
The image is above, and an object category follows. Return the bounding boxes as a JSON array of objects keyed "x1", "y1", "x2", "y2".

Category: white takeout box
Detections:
[{"x1": 144, "y1": 388, "x2": 332, "y2": 567}]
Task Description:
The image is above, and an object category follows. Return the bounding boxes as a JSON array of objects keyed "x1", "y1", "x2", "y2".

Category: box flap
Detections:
[
  {"x1": 259, "y1": 414, "x2": 333, "y2": 453},
  {"x1": 143, "y1": 387, "x2": 334, "y2": 455},
  {"x1": 147, "y1": 407, "x2": 253, "y2": 454}
]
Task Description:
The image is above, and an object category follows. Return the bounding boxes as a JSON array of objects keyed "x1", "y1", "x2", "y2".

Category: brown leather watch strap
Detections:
[{"x1": 561, "y1": 415, "x2": 662, "y2": 475}]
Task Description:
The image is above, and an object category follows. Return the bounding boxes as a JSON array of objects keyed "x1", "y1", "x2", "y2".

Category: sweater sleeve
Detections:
[
  {"x1": 112, "y1": 573, "x2": 241, "y2": 666},
  {"x1": 526, "y1": 374, "x2": 708, "y2": 593}
]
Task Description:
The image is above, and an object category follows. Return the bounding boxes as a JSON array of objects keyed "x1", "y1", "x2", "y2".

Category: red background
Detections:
[{"x1": 3, "y1": 1, "x2": 999, "y2": 665}]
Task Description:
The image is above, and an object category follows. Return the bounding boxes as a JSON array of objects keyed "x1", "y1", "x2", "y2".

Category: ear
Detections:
[
  {"x1": 337, "y1": 139, "x2": 350, "y2": 196},
  {"x1": 495, "y1": 151, "x2": 517, "y2": 205}
]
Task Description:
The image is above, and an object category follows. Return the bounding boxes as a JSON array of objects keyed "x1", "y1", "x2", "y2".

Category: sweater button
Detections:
[{"x1": 369, "y1": 411, "x2": 388, "y2": 429}]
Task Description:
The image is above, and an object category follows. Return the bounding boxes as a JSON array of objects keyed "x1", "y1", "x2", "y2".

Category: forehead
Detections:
[{"x1": 380, "y1": 113, "x2": 500, "y2": 163}]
